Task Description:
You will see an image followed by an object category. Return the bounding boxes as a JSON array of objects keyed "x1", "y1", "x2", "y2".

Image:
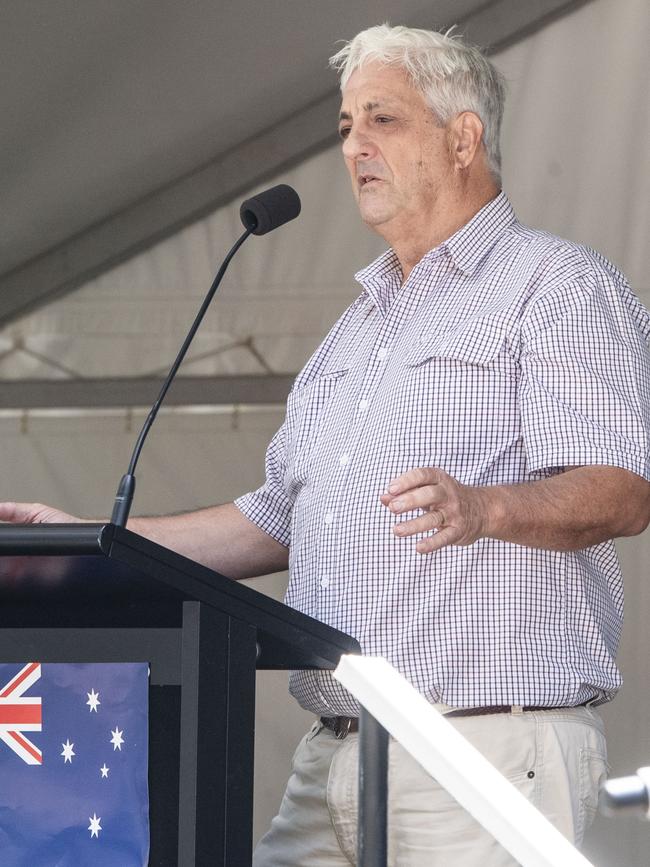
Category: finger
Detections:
[
  {"x1": 0, "y1": 502, "x2": 78, "y2": 525},
  {"x1": 415, "y1": 525, "x2": 460, "y2": 554},
  {"x1": 386, "y1": 467, "x2": 443, "y2": 496},
  {"x1": 387, "y1": 485, "x2": 446, "y2": 515},
  {"x1": 0, "y1": 502, "x2": 34, "y2": 523},
  {"x1": 393, "y1": 510, "x2": 446, "y2": 538}
]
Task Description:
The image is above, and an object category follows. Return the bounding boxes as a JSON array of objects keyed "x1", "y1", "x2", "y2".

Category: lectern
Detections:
[{"x1": 0, "y1": 524, "x2": 360, "y2": 866}]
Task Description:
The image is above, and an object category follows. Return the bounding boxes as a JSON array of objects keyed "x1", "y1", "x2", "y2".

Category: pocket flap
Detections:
[
  {"x1": 290, "y1": 367, "x2": 349, "y2": 397},
  {"x1": 406, "y1": 322, "x2": 507, "y2": 367}
]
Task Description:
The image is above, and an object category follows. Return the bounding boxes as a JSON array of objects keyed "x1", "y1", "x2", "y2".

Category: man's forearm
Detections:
[
  {"x1": 0, "y1": 499, "x2": 288, "y2": 578},
  {"x1": 476, "y1": 466, "x2": 650, "y2": 551},
  {"x1": 129, "y1": 502, "x2": 289, "y2": 578}
]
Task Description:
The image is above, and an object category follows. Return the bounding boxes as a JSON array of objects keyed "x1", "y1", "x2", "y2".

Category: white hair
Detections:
[{"x1": 329, "y1": 24, "x2": 506, "y2": 184}]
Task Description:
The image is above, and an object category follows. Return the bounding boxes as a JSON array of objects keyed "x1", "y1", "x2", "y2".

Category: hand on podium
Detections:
[{"x1": 0, "y1": 502, "x2": 83, "y2": 525}]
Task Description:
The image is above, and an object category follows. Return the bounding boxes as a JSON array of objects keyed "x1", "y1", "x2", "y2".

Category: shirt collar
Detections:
[
  {"x1": 354, "y1": 248, "x2": 403, "y2": 314},
  {"x1": 355, "y1": 191, "x2": 517, "y2": 307},
  {"x1": 442, "y1": 191, "x2": 516, "y2": 276}
]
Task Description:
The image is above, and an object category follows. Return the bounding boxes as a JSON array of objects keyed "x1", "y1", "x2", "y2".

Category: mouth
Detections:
[{"x1": 358, "y1": 174, "x2": 382, "y2": 189}]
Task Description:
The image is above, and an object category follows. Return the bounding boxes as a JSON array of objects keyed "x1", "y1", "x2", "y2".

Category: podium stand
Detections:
[{"x1": 0, "y1": 523, "x2": 360, "y2": 866}]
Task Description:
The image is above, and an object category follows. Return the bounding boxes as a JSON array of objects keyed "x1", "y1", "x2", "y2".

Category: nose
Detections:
[{"x1": 341, "y1": 125, "x2": 378, "y2": 162}]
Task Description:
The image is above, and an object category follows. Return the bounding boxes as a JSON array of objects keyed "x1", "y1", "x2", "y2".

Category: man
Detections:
[{"x1": 2, "y1": 23, "x2": 650, "y2": 866}]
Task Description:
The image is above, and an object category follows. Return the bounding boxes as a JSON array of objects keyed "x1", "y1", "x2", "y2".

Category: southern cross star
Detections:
[
  {"x1": 110, "y1": 727, "x2": 124, "y2": 751},
  {"x1": 86, "y1": 689, "x2": 101, "y2": 712},
  {"x1": 61, "y1": 739, "x2": 75, "y2": 763},
  {"x1": 88, "y1": 813, "x2": 102, "y2": 838}
]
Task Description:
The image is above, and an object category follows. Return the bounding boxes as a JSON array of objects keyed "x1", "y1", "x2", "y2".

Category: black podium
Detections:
[{"x1": 0, "y1": 523, "x2": 360, "y2": 866}]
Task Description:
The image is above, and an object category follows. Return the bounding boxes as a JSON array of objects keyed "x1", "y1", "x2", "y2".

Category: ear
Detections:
[{"x1": 449, "y1": 111, "x2": 484, "y2": 170}]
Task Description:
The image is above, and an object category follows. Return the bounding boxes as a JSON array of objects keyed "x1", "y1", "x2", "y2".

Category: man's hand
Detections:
[
  {"x1": 381, "y1": 464, "x2": 650, "y2": 553},
  {"x1": 0, "y1": 502, "x2": 81, "y2": 524},
  {"x1": 380, "y1": 467, "x2": 489, "y2": 553}
]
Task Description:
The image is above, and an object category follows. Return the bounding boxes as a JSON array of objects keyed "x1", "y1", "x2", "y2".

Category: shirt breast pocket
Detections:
[
  {"x1": 393, "y1": 323, "x2": 519, "y2": 460},
  {"x1": 285, "y1": 369, "x2": 349, "y2": 484},
  {"x1": 407, "y1": 318, "x2": 511, "y2": 367}
]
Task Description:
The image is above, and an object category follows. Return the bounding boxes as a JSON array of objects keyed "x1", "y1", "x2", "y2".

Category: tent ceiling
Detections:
[{"x1": 0, "y1": 0, "x2": 592, "y2": 326}]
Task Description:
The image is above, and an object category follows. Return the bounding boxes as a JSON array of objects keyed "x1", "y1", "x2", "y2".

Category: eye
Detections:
[
  {"x1": 338, "y1": 126, "x2": 351, "y2": 140},
  {"x1": 375, "y1": 116, "x2": 393, "y2": 125}
]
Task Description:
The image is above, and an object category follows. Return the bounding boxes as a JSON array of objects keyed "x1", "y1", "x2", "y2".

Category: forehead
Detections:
[{"x1": 340, "y1": 62, "x2": 425, "y2": 113}]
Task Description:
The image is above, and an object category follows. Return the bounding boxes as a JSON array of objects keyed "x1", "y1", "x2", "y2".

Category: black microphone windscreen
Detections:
[{"x1": 240, "y1": 184, "x2": 301, "y2": 235}]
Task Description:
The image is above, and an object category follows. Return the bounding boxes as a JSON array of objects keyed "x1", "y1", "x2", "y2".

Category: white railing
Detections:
[{"x1": 334, "y1": 655, "x2": 594, "y2": 867}]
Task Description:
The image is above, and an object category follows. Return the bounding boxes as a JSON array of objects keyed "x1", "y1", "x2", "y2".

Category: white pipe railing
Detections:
[
  {"x1": 334, "y1": 655, "x2": 594, "y2": 867},
  {"x1": 602, "y1": 767, "x2": 650, "y2": 817}
]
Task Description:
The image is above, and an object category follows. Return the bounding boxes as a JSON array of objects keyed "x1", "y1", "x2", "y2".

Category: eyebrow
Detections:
[{"x1": 338, "y1": 101, "x2": 384, "y2": 121}]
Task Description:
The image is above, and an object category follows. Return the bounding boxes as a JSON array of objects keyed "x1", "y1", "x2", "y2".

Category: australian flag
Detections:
[{"x1": 0, "y1": 662, "x2": 149, "y2": 866}]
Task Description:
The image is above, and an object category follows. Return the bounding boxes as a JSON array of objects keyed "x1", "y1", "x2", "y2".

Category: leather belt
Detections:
[
  {"x1": 320, "y1": 716, "x2": 359, "y2": 738},
  {"x1": 321, "y1": 704, "x2": 584, "y2": 739},
  {"x1": 445, "y1": 704, "x2": 569, "y2": 718}
]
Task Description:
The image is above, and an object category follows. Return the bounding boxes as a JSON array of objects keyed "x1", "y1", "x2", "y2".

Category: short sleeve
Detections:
[
  {"x1": 519, "y1": 272, "x2": 650, "y2": 479},
  {"x1": 234, "y1": 293, "x2": 369, "y2": 546},
  {"x1": 235, "y1": 420, "x2": 293, "y2": 547}
]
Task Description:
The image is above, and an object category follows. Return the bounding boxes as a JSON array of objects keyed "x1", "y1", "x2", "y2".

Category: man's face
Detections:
[{"x1": 339, "y1": 62, "x2": 455, "y2": 237}]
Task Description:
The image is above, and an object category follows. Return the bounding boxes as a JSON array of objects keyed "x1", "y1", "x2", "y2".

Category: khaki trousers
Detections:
[{"x1": 253, "y1": 706, "x2": 607, "y2": 867}]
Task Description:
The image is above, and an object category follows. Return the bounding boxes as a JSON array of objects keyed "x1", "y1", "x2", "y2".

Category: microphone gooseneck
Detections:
[{"x1": 110, "y1": 184, "x2": 301, "y2": 528}]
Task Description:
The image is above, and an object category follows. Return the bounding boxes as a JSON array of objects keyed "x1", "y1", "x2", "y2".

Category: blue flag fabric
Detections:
[{"x1": 0, "y1": 662, "x2": 149, "y2": 866}]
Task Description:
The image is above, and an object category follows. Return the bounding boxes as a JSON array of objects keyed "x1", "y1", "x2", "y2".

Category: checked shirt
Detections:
[{"x1": 236, "y1": 192, "x2": 650, "y2": 716}]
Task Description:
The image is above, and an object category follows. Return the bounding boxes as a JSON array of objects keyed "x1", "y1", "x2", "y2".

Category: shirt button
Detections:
[
  {"x1": 377, "y1": 347, "x2": 388, "y2": 360},
  {"x1": 320, "y1": 577, "x2": 330, "y2": 588},
  {"x1": 339, "y1": 453, "x2": 350, "y2": 466},
  {"x1": 358, "y1": 399, "x2": 369, "y2": 412},
  {"x1": 324, "y1": 512, "x2": 334, "y2": 525}
]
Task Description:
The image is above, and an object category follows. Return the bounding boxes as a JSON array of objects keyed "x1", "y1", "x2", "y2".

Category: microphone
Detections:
[
  {"x1": 110, "y1": 183, "x2": 301, "y2": 528},
  {"x1": 240, "y1": 184, "x2": 301, "y2": 235}
]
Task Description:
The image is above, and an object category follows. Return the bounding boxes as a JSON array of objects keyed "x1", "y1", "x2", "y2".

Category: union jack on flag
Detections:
[{"x1": 0, "y1": 661, "x2": 43, "y2": 765}]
